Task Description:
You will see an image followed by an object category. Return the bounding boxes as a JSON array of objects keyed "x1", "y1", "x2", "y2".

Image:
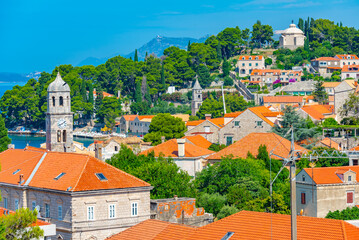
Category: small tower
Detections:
[
  {"x1": 191, "y1": 76, "x2": 203, "y2": 116},
  {"x1": 46, "y1": 72, "x2": 74, "y2": 152}
]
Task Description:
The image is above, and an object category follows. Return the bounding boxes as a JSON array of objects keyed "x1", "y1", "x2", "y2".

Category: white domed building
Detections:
[{"x1": 278, "y1": 22, "x2": 306, "y2": 50}]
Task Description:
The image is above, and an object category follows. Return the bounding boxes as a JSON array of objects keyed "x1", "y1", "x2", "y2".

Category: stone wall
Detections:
[{"x1": 185, "y1": 121, "x2": 220, "y2": 144}]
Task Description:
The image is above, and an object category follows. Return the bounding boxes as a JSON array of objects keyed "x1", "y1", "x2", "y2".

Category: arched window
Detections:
[
  {"x1": 115, "y1": 146, "x2": 118, "y2": 151},
  {"x1": 52, "y1": 97, "x2": 55, "y2": 107},
  {"x1": 302, "y1": 175, "x2": 305, "y2": 182},
  {"x1": 59, "y1": 96, "x2": 63, "y2": 106},
  {"x1": 63, "y1": 130, "x2": 66, "y2": 142},
  {"x1": 57, "y1": 130, "x2": 61, "y2": 142}
]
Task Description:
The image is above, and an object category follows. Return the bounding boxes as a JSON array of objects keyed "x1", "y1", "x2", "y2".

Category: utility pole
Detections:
[
  {"x1": 289, "y1": 126, "x2": 297, "y2": 240},
  {"x1": 221, "y1": 84, "x2": 226, "y2": 114}
]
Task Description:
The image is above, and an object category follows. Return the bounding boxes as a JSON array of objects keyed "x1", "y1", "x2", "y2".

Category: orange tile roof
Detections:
[
  {"x1": 251, "y1": 69, "x2": 281, "y2": 76},
  {"x1": 106, "y1": 219, "x2": 196, "y2": 240},
  {"x1": 300, "y1": 105, "x2": 334, "y2": 121},
  {"x1": 263, "y1": 96, "x2": 303, "y2": 103},
  {"x1": 184, "y1": 210, "x2": 359, "y2": 240},
  {"x1": 322, "y1": 82, "x2": 341, "y2": 88},
  {"x1": 248, "y1": 106, "x2": 279, "y2": 127},
  {"x1": 186, "y1": 120, "x2": 205, "y2": 127},
  {"x1": 122, "y1": 115, "x2": 138, "y2": 121},
  {"x1": 303, "y1": 166, "x2": 359, "y2": 185},
  {"x1": 0, "y1": 148, "x2": 150, "y2": 192},
  {"x1": 224, "y1": 111, "x2": 243, "y2": 118},
  {"x1": 92, "y1": 90, "x2": 115, "y2": 98},
  {"x1": 140, "y1": 139, "x2": 214, "y2": 158},
  {"x1": 261, "y1": 111, "x2": 283, "y2": 117},
  {"x1": 208, "y1": 118, "x2": 225, "y2": 128},
  {"x1": 0, "y1": 207, "x2": 50, "y2": 227},
  {"x1": 350, "y1": 145, "x2": 359, "y2": 151},
  {"x1": 320, "y1": 137, "x2": 342, "y2": 150},
  {"x1": 238, "y1": 55, "x2": 263, "y2": 60},
  {"x1": 335, "y1": 54, "x2": 359, "y2": 60},
  {"x1": 183, "y1": 135, "x2": 212, "y2": 149},
  {"x1": 327, "y1": 67, "x2": 342, "y2": 70},
  {"x1": 311, "y1": 57, "x2": 338, "y2": 61},
  {"x1": 138, "y1": 115, "x2": 156, "y2": 120},
  {"x1": 207, "y1": 133, "x2": 306, "y2": 160},
  {"x1": 342, "y1": 64, "x2": 359, "y2": 72}
]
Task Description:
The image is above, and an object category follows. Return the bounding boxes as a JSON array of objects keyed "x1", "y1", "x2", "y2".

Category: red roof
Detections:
[
  {"x1": 186, "y1": 118, "x2": 225, "y2": 128},
  {"x1": 138, "y1": 115, "x2": 156, "y2": 120},
  {"x1": 0, "y1": 148, "x2": 150, "y2": 192},
  {"x1": 251, "y1": 69, "x2": 281, "y2": 76},
  {"x1": 320, "y1": 137, "x2": 342, "y2": 150},
  {"x1": 0, "y1": 207, "x2": 50, "y2": 227},
  {"x1": 263, "y1": 96, "x2": 303, "y2": 103},
  {"x1": 224, "y1": 111, "x2": 242, "y2": 118},
  {"x1": 122, "y1": 115, "x2": 137, "y2": 121},
  {"x1": 207, "y1": 133, "x2": 306, "y2": 160},
  {"x1": 335, "y1": 54, "x2": 359, "y2": 60},
  {"x1": 303, "y1": 165, "x2": 359, "y2": 185},
  {"x1": 311, "y1": 57, "x2": 338, "y2": 61},
  {"x1": 342, "y1": 65, "x2": 359, "y2": 72},
  {"x1": 238, "y1": 55, "x2": 263, "y2": 60},
  {"x1": 247, "y1": 106, "x2": 280, "y2": 127},
  {"x1": 107, "y1": 210, "x2": 359, "y2": 240},
  {"x1": 183, "y1": 135, "x2": 212, "y2": 149},
  {"x1": 300, "y1": 105, "x2": 334, "y2": 121},
  {"x1": 140, "y1": 139, "x2": 214, "y2": 158}
]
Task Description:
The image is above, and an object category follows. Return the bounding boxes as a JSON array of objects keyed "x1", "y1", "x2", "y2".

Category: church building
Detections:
[
  {"x1": 278, "y1": 22, "x2": 306, "y2": 50},
  {"x1": 191, "y1": 77, "x2": 203, "y2": 116}
]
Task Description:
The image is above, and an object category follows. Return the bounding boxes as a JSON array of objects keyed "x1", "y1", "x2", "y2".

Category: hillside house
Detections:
[
  {"x1": 236, "y1": 55, "x2": 265, "y2": 77},
  {"x1": 185, "y1": 115, "x2": 225, "y2": 144},
  {"x1": 310, "y1": 57, "x2": 340, "y2": 77},
  {"x1": 341, "y1": 65, "x2": 359, "y2": 80},
  {"x1": 335, "y1": 54, "x2": 359, "y2": 67}
]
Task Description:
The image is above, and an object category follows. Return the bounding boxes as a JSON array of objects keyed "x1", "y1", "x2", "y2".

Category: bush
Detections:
[
  {"x1": 197, "y1": 193, "x2": 227, "y2": 216},
  {"x1": 223, "y1": 76, "x2": 234, "y2": 86},
  {"x1": 326, "y1": 207, "x2": 359, "y2": 220},
  {"x1": 217, "y1": 205, "x2": 239, "y2": 220}
]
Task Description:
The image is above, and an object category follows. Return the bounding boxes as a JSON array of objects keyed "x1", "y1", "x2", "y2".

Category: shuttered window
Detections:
[
  {"x1": 301, "y1": 193, "x2": 306, "y2": 204},
  {"x1": 347, "y1": 192, "x2": 354, "y2": 204}
]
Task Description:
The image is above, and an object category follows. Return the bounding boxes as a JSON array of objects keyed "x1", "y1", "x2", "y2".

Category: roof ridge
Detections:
[
  {"x1": 72, "y1": 155, "x2": 90, "y2": 191},
  {"x1": 0, "y1": 150, "x2": 44, "y2": 175},
  {"x1": 341, "y1": 220, "x2": 348, "y2": 240}
]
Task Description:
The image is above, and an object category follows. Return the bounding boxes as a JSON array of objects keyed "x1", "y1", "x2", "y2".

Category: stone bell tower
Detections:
[
  {"x1": 191, "y1": 76, "x2": 203, "y2": 116},
  {"x1": 46, "y1": 72, "x2": 74, "y2": 152}
]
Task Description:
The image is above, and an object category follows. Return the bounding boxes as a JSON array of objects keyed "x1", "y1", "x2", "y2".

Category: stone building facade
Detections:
[
  {"x1": 296, "y1": 166, "x2": 359, "y2": 218},
  {"x1": 184, "y1": 118, "x2": 224, "y2": 144},
  {"x1": 310, "y1": 57, "x2": 340, "y2": 78},
  {"x1": 335, "y1": 54, "x2": 359, "y2": 67},
  {"x1": 46, "y1": 72, "x2": 74, "y2": 152},
  {"x1": 278, "y1": 23, "x2": 305, "y2": 50},
  {"x1": 191, "y1": 78, "x2": 203, "y2": 116},
  {"x1": 236, "y1": 55, "x2": 265, "y2": 77},
  {"x1": 334, "y1": 80, "x2": 357, "y2": 121}
]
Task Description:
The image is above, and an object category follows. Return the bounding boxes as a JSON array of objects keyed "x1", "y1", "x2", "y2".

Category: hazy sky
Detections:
[{"x1": 1, "y1": 0, "x2": 359, "y2": 73}]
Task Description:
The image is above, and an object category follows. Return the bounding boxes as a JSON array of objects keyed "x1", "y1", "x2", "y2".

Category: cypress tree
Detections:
[
  {"x1": 80, "y1": 78, "x2": 87, "y2": 102},
  {"x1": 134, "y1": 49, "x2": 138, "y2": 62},
  {"x1": 95, "y1": 87, "x2": 103, "y2": 113},
  {"x1": 88, "y1": 84, "x2": 94, "y2": 105},
  {"x1": 145, "y1": 52, "x2": 148, "y2": 59},
  {"x1": 298, "y1": 18, "x2": 304, "y2": 31},
  {"x1": 161, "y1": 63, "x2": 166, "y2": 92},
  {"x1": 187, "y1": 41, "x2": 191, "y2": 51},
  {"x1": 216, "y1": 42, "x2": 222, "y2": 60},
  {"x1": 0, "y1": 116, "x2": 11, "y2": 152},
  {"x1": 135, "y1": 80, "x2": 142, "y2": 103}
]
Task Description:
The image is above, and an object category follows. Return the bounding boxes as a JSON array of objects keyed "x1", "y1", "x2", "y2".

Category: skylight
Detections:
[
  {"x1": 54, "y1": 172, "x2": 66, "y2": 180},
  {"x1": 95, "y1": 173, "x2": 108, "y2": 181},
  {"x1": 12, "y1": 169, "x2": 20, "y2": 175},
  {"x1": 221, "y1": 232, "x2": 235, "y2": 240}
]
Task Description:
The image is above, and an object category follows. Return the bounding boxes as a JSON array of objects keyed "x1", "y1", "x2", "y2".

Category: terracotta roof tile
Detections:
[
  {"x1": 183, "y1": 135, "x2": 212, "y2": 149},
  {"x1": 303, "y1": 166, "x2": 359, "y2": 185},
  {"x1": 207, "y1": 133, "x2": 306, "y2": 160},
  {"x1": 335, "y1": 54, "x2": 359, "y2": 60},
  {"x1": 342, "y1": 65, "x2": 359, "y2": 72},
  {"x1": 320, "y1": 137, "x2": 342, "y2": 150},
  {"x1": 208, "y1": 118, "x2": 225, "y2": 128},
  {"x1": 140, "y1": 139, "x2": 214, "y2": 158},
  {"x1": 238, "y1": 55, "x2": 263, "y2": 60},
  {"x1": 248, "y1": 106, "x2": 279, "y2": 127},
  {"x1": 263, "y1": 96, "x2": 303, "y2": 103},
  {"x1": 322, "y1": 82, "x2": 341, "y2": 88},
  {"x1": 251, "y1": 69, "x2": 281, "y2": 76},
  {"x1": 138, "y1": 115, "x2": 156, "y2": 120},
  {"x1": 122, "y1": 115, "x2": 138, "y2": 121},
  {"x1": 311, "y1": 57, "x2": 338, "y2": 61},
  {"x1": 186, "y1": 120, "x2": 205, "y2": 127},
  {"x1": 0, "y1": 149, "x2": 150, "y2": 192},
  {"x1": 106, "y1": 219, "x2": 196, "y2": 240},
  {"x1": 224, "y1": 111, "x2": 243, "y2": 118},
  {"x1": 300, "y1": 105, "x2": 334, "y2": 121}
]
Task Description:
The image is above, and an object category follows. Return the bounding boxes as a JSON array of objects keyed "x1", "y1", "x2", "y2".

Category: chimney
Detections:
[
  {"x1": 205, "y1": 114, "x2": 211, "y2": 120},
  {"x1": 174, "y1": 195, "x2": 178, "y2": 200},
  {"x1": 94, "y1": 141, "x2": 103, "y2": 161},
  {"x1": 177, "y1": 139, "x2": 185, "y2": 157},
  {"x1": 161, "y1": 136, "x2": 165, "y2": 143},
  {"x1": 7, "y1": 144, "x2": 14, "y2": 149}
]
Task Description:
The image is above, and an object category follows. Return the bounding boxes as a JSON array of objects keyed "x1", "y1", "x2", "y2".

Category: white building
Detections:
[
  {"x1": 278, "y1": 23, "x2": 306, "y2": 50},
  {"x1": 236, "y1": 55, "x2": 265, "y2": 77}
]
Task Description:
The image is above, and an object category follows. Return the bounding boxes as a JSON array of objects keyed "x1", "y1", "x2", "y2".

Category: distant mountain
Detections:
[
  {"x1": 77, "y1": 35, "x2": 209, "y2": 67},
  {"x1": 0, "y1": 72, "x2": 29, "y2": 82},
  {"x1": 125, "y1": 35, "x2": 209, "y2": 60}
]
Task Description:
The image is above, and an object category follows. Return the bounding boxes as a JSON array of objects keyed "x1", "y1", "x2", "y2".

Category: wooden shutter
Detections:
[
  {"x1": 301, "y1": 193, "x2": 306, "y2": 204},
  {"x1": 347, "y1": 192, "x2": 354, "y2": 204}
]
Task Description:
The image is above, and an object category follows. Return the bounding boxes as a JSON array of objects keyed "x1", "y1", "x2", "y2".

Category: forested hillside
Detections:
[{"x1": 2, "y1": 18, "x2": 359, "y2": 129}]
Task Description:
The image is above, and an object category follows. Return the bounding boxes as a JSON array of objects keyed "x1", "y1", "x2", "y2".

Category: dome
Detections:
[
  {"x1": 47, "y1": 72, "x2": 70, "y2": 92},
  {"x1": 283, "y1": 23, "x2": 304, "y2": 35}
]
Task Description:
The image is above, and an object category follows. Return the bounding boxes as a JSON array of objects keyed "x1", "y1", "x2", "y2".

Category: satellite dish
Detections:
[{"x1": 35, "y1": 205, "x2": 41, "y2": 218}]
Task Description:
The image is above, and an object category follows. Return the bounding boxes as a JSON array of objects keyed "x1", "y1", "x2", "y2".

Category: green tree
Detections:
[
  {"x1": 160, "y1": 63, "x2": 166, "y2": 93},
  {"x1": 222, "y1": 59, "x2": 230, "y2": 77},
  {"x1": 265, "y1": 58, "x2": 273, "y2": 66},
  {"x1": 96, "y1": 97, "x2": 121, "y2": 123},
  {"x1": 322, "y1": 117, "x2": 339, "y2": 127},
  {"x1": 298, "y1": 18, "x2": 304, "y2": 31},
  {"x1": 313, "y1": 80, "x2": 328, "y2": 104},
  {"x1": 134, "y1": 49, "x2": 138, "y2": 62},
  {"x1": 0, "y1": 208, "x2": 44, "y2": 240},
  {"x1": 187, "y1": 40, "x2": 191, "y2": 51},
  {"x1": 88, "y1": 83, "x2": 94, "y2": 105},
  {"x1": 0, "y1": 116, "x2": 11, "y2": 152},
  {"x1": 251, "y1": 20, "x2": 274, "y2": 48},
  {"x1": 197, "y1": 193, "x2": 227, "y2": 216},
  {"x1": 217, "y1": 205, "x2": 239, "y2": 220},
  {"x1": 106, "y1": 145, "x2": 195, "y2": 199},
  {"x1": 243, "y1": 192, "x2": 290, "y2": 214},
  {"x1": 223, "y1": 76, "x2": 233, "y2": 86},
  {"x1": 326, "y1": 207, "x2": 359, "y2": 220},
  {"x1": 340, "y1": 93, "x2": 359, "y2": 121},
  {"x1": 217, "y1": 27, "x2": 244, "y2": 58},
  {"x1": 143, "y1": 113, "x2": 186, "y2": 145}
]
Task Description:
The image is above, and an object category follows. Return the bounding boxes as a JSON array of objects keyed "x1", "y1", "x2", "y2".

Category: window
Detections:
[
  {"x1": 12, "y1": 169, "x2": 20, "y2": 175},
  {"x1": 4, "y1": 197, "x2": 7, "y2": 209},
  {"x1": 58, "y1": 205, "x2": 63, "y2": 220},
  {"x1": 87, "y1": 206, "x2": 94, "y2": 220},
  {"x1": 256, "y1": 121, "x2": 263, "y2": 127},
  {"x1": 348, "y1": 175, "x2": 352, "y2": 182},
  {"x1": 131, "y1": 202, "x2": 138, "y2": 216},
  {"x1": 249, "y1": 63, "x2": 252, "y2": 67},
  {"x1": 347, "y1": 191, "x2": 354, "y2": 204},
  {"x1": 59, "y1": 96, "x2": 63, "y2": 106},
  {"x1": 114, "y1": 146, "x2": 118, "y2": 151},
  {"x1": 109, "y1": 204, "x2": 115, "y2": 219},
  {"x1": 14, "y1": 199, "x2": 19, "y2": 210},
  {"x1": 302, "y1": 175, "x2": 306, "y2": 182},
  {"x1": 63, "y1": 130, "x2": 66, "y2": 142},
  {"x1": 32, "y1": 201, "x2": 36, "y2": 210},
  {"x1": 234, "y1": 121, "x2": 240, "y2": 127},
  {"x1": 57, "y1": 130, "x2": 61, "y2": 142},
  {"x1": 52, "y1": 96, "x2": 55, "y2": 107},
  {"x1": 54, "y1": 172, "x2": 66, "y2": 180},
  {"x1": 45, "y1": 203, "x2": 50, "y2": 218},
  {"x1": 95, "y1": 173, "x2": 108, "y2": 181},
  {"x1": 301, "y1": 193, "x2": 306, "y2": 204},
  {"x1": 256, "y1": 63, "x2": 258, "y2": 66},
  {"x1": 226, "y1": 136, "x2": 233, "y2": 146},
  {"x1": 242, "y1": 63, "x2": 245, "y2": 67},
  {"x1": 204, "y1": 126, "x2": 210, "y2": 133}
]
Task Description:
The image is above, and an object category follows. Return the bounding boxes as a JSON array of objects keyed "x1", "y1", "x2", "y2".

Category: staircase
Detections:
[{"x1": 235, "y1": 80, "x2": 254, "y2": 101}]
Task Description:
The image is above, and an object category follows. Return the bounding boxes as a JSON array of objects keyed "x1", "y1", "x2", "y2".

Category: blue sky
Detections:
[{"x1": 1, "y1": 0, "x2": 359, "y2": 73}]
